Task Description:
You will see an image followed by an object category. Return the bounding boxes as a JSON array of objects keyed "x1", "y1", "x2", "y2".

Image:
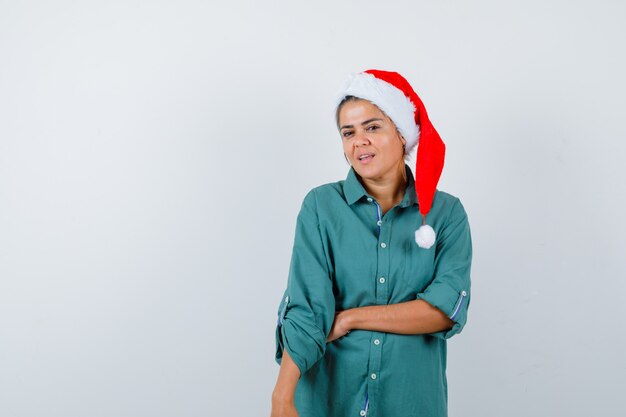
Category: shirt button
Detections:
[
  {"x1": 360, "y1": 411, "x2": 366, "y2": 416},
  {"x1": 380, "y1": 242, "x2": 386, "y2": 248},
  {"x1": 285, "y1": 296, "x2": 289, "y2": 302},
  {"x1": 461, "y1": 290, "x2": 467, "y2": 296},
  {"x1": 374, "y1": 339, "x2": 380, "y2": 345},
  {"x1": 367, "y1": 197, "x2": 373, "y2": 202},
  {"x1": 379, "y1": 277, "x2": 386, "y2": 284},
  {"x1": 377, "y1": 220, "x2": 382, "y2": 226},
  {"x1": 371, "y1": 373, "x2": 377, "y2": 380}
]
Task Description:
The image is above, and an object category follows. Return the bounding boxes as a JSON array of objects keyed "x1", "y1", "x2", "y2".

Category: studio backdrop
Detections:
[{"x1": 1, "y1": 1, "x2": 625, "y2": 416}]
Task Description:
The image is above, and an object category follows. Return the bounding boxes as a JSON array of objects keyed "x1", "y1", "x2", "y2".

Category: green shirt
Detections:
[{"x1": 274, "y1": 164, "x2": 472, "y2": 417}]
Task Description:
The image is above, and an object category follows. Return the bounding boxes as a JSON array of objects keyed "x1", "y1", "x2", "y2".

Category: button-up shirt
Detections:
[{"x1": 274, "y1": 163, "x2": 472, "y2": 417}]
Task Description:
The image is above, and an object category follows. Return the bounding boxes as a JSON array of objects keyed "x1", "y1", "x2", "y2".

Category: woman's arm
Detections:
[
  {"x1": 272, "y1": 189, "x2": 336, "y2": 416},
  {"x1": 327, "y1": 300, "x2": 452, "y2": 342},
  {"x1": 271, "y1": 349, "x2": 300, "y2": 416}
]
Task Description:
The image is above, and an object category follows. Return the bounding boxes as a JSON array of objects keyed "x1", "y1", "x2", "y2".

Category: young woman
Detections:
[{"x1": 271, "y1": 70, "x2": 472, "y2": 417}]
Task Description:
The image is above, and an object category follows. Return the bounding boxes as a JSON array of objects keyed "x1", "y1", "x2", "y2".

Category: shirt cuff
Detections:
[
  {"x1": 275, "y1": 315, "x2": 326, "y2": 376},
  {"x1": 416, "y1": 282, "x2": 469, "y2": 340}
]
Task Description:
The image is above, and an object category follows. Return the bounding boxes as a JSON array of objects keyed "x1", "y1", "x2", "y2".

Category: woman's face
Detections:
[{"x1": 338, "y1": 98, "x2": 406, "y2": 183}]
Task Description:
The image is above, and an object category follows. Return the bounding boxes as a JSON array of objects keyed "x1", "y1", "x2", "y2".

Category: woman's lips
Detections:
[{"x1": 358, "y1": 154, "x2": 374, "y2": 164}]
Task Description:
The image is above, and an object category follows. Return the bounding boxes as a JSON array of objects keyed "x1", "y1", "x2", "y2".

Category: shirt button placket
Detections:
[{"x1": 369, "y1": 199, "x2": 390, "y2": 416}]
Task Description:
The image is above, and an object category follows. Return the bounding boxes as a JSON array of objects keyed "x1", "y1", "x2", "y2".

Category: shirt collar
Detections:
[{"x1": 344, "y1": 163, "x2": 418, "y2": 208}]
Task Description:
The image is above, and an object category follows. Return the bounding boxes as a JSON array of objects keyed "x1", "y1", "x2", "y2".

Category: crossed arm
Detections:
[
  {"x1": 326, "y1": 298, "x2": 453, "y2": 342},
  {"x1": 271, "y1": 299, "x2": 452, "y2": 412}
]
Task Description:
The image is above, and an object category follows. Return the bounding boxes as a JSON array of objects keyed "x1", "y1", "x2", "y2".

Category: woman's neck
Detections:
[{"x1": 359, "y1": 164, "x2": 407, "y2": 207}]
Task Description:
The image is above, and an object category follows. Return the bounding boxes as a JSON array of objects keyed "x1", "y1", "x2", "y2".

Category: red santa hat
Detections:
[{"x1": 336, "y1": 69, "x2": 445, "y2": 249}]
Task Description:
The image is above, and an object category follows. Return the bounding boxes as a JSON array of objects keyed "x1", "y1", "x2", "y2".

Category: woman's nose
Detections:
[{"x1": 354, "y1": 130, "x2": 370, "y2": 145}]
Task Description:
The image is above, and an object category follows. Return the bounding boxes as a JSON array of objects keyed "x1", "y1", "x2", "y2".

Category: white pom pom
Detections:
[{"x1": 415, "y1": 224, "x2": 436, "y2": 249}]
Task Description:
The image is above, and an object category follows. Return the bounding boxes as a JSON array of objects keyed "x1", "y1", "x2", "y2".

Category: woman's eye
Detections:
[
  {"x1": 342, "y1": 131, "x2": 353, "y2": 138},
  {"x1": 366, "y1": 125, "x2": 380, "y2": 131}
]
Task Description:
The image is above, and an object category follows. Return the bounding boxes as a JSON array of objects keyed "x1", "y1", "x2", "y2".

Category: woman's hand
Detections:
[
  {"x1": 327, "y1": 310, "x2": 353, "y2": 343},
  {"x1": 270, "y1": 397, "x2": 299, "y2": 417}
]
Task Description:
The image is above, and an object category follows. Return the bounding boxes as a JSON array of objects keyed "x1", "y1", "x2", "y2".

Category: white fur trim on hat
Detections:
[{"x1": 336, "y1": 72, "x2": 420, "y2": 151}]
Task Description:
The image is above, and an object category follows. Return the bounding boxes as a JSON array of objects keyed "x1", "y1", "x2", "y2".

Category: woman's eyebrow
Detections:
[
  {"x1": 361, "y1": 118, "x2": 384, "y2": 125},
  {"x1": 340, "y1": 118, "x2": 384, "y2": 130}
]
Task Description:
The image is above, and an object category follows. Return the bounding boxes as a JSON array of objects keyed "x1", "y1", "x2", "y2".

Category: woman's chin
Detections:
[
  {"x1": 354, "y1": 166, "x2": 382, "y2": 181},
  {"x1": 354, "y1": 161, "x2": 404, "y2": 183}
]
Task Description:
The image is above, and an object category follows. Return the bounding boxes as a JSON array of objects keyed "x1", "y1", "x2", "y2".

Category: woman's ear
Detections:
[{"x1": 396, "y1": 128, "x2": 407, "y2": 146}]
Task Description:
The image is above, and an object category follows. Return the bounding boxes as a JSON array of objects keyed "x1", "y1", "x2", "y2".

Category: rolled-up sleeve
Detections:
[
  {"x1": 274, "y1": 189, "x2": 336, "y2": 376},
  {"x1": 416, "y1": 197, "x2": 472, "y2": 339}
]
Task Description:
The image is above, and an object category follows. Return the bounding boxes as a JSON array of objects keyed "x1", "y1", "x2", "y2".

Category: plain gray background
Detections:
[{"x1": 1, "y1": 1, "x2": 625, "y2": 416}]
